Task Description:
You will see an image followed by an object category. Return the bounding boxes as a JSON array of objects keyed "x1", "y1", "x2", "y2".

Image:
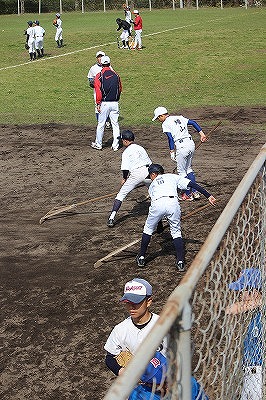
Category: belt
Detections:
[
  {"x1": 36, "y1": 36, "x2": 43, "y2": 38},
  {"x1": 154, "y1": 196, "x2": 177, "y2": 201},
  {"x1": 243, "y1": 366, "x2": 261, "y2": 374},
  {"x1": 136, "y1": 164, "x2": 150, "y2": 169},
  {"x1": 177, "y1": 136, "x2": 192, "y2": 143}
]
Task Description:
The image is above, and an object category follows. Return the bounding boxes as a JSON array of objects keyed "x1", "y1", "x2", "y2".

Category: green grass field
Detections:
[{"x1": 0, "y1": 8, "x2": 265, "y2": 126}]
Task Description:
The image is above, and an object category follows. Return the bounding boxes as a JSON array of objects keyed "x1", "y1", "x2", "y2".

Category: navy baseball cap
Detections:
[
  {"x1": 148, "y1": 164, "x2": 164, "y2": 175},
  {"x1": 122, "y1": 130, "x2": 135, "y2": 141},
  {"x1": 120, "y1": 278, "x2": 152, "y2": 303},
  {"x1": 228, "y1": 268, "x2": 261, "y2": 291}
]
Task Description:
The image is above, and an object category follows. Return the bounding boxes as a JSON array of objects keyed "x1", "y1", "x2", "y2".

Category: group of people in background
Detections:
[
  {"x1": 24, "y1": 13, "x2": 63, "y2": 61},
  {"x1": 117, "y1": 5, "x2": 143, "y2": 50}
]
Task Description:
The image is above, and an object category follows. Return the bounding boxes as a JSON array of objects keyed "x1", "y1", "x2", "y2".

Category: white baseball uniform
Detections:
[
  {"x1": 34, "y1": 25, "x2": 45, "y2": 51},
  {"x1": 55, "y1": 17, "x2": 63, "y2": 42},
  {"x1": 104, "y1": 313, "x2": 167, "y2": 357},
  {"x1": 116, "y1": 143, "x2": 152, "y2": 202},
  {"x1": 161, "y1": 115, "x2": 195, "y2": 177},
  {"x1": 26, "y1": 26, "x2": 36, "y2": 54},
  {"x1": 143, "y1": 173, "x2": 190, "y2": 237},
  {"x1": 87, "y1": 63, "x2": 102, "y2": 114}
]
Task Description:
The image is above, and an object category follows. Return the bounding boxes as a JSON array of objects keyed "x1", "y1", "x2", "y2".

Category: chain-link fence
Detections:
[{"x1": 103, "y1": 143, "x2": 266, "y2": 399}]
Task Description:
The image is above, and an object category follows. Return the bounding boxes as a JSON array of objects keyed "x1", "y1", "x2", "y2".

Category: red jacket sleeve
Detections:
[{"x1": 94, "y1": 71, "x2": 102, "y2": 105}]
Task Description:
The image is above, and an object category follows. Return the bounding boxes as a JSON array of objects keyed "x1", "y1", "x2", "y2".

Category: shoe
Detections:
[
  {"x1": 105, "y1": 122, "x2": 111, "y2": 129},
  {"x1": 181, "y1": 193, "x2": 193, "y2": 201},
  {"x1": 91, "y1": 142, "x2": 102, "y2": 150},
  {"x1": 107, "y1": 218, "x2": 115, "y2": 228},
  {"x1": 192, "y1": 191, "x2": 200, "y2": 200},
  {"x1": 112, "y1": 146, "x2": 119, "y2": 151},
  {"x1": 176, "y1": 260, "x2": 185, "y2": 272},
  {"x1": 136, "y1": 255, "x2": 145, "y2": 268},
  {"x1": 137, "y1": 47, "x2": 143, "y2": 50}
]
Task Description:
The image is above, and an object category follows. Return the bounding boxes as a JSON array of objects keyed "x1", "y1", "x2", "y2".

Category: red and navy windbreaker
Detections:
[{"x1": 95, "y1": 67, "x2": 122, "y2": 105}]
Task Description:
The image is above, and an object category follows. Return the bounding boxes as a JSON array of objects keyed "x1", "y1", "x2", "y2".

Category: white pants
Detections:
[
  {"x1": 241, "y1": 366, "x2": 262, "y2": 400},
  {"x1": 35, "y1": 38, "x2": 44, "y2": 50},
  {"x1": 95, "y1": 101, "x2": 120, "y2": 148},
  {"x1": 116, "y1": 166, "x2": 150, "y2": 202},
  {"x1": 143, "y1": 197, "x2": 182, "y2": 238},
  {"x1": 55, "y1": 28, "x2": 63, "y2": 41},
  {"x1": 175, "y1": 137, "x2": 195, "y2": 176},
  {"x1": 120, "y1": 30, "x2": 130, "y2": 41},
  {"x1": 134, "y1": 29, "x2": 142, "y2": 48},
  {"x1": 28, "y1": 38, "x2": 35, "y2": 53}
]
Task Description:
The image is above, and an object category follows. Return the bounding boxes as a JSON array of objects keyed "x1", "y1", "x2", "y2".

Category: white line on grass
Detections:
[{"x1": 0, "y1": 19, "x2": 225, "y2": 72}]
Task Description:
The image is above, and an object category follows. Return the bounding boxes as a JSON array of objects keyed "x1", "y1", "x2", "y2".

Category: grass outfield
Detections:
[{"x1": 0, "y1": 8, "x2": 265, "y2": 126}]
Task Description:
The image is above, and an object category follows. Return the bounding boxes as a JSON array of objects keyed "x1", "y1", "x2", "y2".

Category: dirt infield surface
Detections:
[{"x1": 1, "y1": 106, "x2": 265, "y2": 400}]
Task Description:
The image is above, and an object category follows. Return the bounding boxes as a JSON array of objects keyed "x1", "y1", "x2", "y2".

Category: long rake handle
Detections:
[{"x1": 39, "y1": 191, "x2": 117, "y2": 224}]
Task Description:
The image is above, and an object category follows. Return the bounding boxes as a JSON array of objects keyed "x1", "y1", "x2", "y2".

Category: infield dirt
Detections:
[{"x1": 1, "y1": 106, "x2": 265, "y2": 399}]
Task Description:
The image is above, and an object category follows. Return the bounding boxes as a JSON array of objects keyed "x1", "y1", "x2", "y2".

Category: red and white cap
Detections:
[{"x1": 120, "y1": 278, "x2": 152, "y2": 303}]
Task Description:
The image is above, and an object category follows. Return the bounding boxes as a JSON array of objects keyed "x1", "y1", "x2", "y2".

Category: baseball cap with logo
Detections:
[
  {"x1": 101, "y1": 55, "x2": 110, "y2": 65},
  {"x1": 152, "y1": 106, "x2": 168, "y2": 121},
  {"x1": 120, "y1": 278, "x2": 152, "y2": 303},
  {"x1": 56, "y1": 13, "x2": 60, "y2": 17},
  {"x1": 228, "y1": 268, "x2": 261, "y2": 291},
  {"x1": 133, "y1": 9, "x2": 139, "y2": 13},
  {"x1": 96, "y1": 50, "x2": 105, "y2": 58}
]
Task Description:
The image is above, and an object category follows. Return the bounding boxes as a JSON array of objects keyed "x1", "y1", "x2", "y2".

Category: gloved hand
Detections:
[{"x1": 170, "y1": 152, "x2": 176, "y2": 162}]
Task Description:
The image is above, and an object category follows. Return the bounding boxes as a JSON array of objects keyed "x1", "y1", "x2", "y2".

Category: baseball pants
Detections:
[
  {"x1": 175, "y1": 138, "x2": 195, "y2": 177},
  {"x1": 143, "y1": 197, "x2": 182, "y2": 238},
  {"x1": 95, "y1": 101, "x2": 120, "y2": 149},
  {"x1": 55, "y1": 28, "x2": 63, "y2": 41},
  {"x1": 241, "y1": 367, "x2": 262, "y2": 400},
  {"x1": 120, "y1": 30, "x2": 130, "y2": 41},
  {"x1": 28, "y1": 38, "x2": 35, "y2": 53},
  {"x1": 133, "y1": 29, "x2": 142, "y2": 48},
  {"x1": 116, "y1": 166, "x2": 150, "y2": 202}
]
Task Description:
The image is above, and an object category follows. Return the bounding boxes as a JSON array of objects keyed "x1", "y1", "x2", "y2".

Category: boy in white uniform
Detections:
[
  {"x1": 34, "y1": 20, "x2": 45, "y2": 58},
  {"x1": 25, "y1": 21, "x2": 36, "y2": 61},
  {"x1": 107, "y1": 130, "x2": 152, "y2": 228},
  {"x1": 54, "y1": 13, "x2": 63, "y2": 48}
]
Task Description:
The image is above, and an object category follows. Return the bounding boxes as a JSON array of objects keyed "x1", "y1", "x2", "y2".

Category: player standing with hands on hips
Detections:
[
  {"x1": 53, "y1": 13, "x2": 63, "y2": 48},
  {"x1": 91, "y1": 56, "x2": 122, "y2": 151},
  {"x1": 152, "y1": 107, "x2": 207, "y2": 201},
  {"x1": 136, "y1": 163, "x2": 216, "y2": 270}
]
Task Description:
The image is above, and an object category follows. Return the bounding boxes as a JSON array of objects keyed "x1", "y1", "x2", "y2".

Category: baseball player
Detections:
[
  {"x1": 34, "y1": 20, "x2": 45, "y2": 58},
  {"x1": 87, "y1": 51, "x2": 111, "y2": 128},
  {"x1": 105, "y1": 278, "x2": 209, "y2": 399},
  {"x1": 226, "y1": 268, "x2": 263, "y2": 400},
  {"x1": 116, "y1": 18, "x2": 131, "y2": 50},
  {"x1": 91, "y1": 55, "x2": 122, "y2": 151},
  {"x1": 104, "y1": 278, "x2": 168, "y2": 399},
  {"x1": 25, "y1": 21, "x2": 36, "y2": 61},
  {"x1": 131, "y1": 10, "x2": 143, "y2": 50},
  {"x1": 54, "y1": 13, "x2": 63, "y2": 48},
  {"x1": 123, "y1": 3, "x2": 132, "y2": 24},
  {"x1": 107, "y1": 130, "x2": 152, "y2": 227},
  {"x1": 152, "y1": 106, "x2": 207, "y2": 201},
  {"x1": 136, "y1": 164, "x2": 216, "y2": 270}
]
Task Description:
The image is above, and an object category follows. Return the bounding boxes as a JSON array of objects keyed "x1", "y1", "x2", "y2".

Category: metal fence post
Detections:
[{"x1": 168, "y1": 301, "x2": 192, "y2": 399}]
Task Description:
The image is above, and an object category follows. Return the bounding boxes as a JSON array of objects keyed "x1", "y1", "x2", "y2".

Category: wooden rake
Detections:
[{"x1": 39, "y1": 192, "x2": 117, "y2": 224}]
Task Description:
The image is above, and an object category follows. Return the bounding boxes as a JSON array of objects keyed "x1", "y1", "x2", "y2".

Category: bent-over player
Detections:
[
  {"x1": 136, "y1": 163, "x2": 216, "y2": 270},
  {"x1": 152, "y1": 106, "x2": 207, "y2": 201},
  {"x1": 91, "y1": 55, "x2": 122, "y2": 151},
  {"x1": 116, "y1": 18, "x2": 132, "y2": 49},
  {"x1": 107, "y1": 130, "x2": 152, "y2": 227}
]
